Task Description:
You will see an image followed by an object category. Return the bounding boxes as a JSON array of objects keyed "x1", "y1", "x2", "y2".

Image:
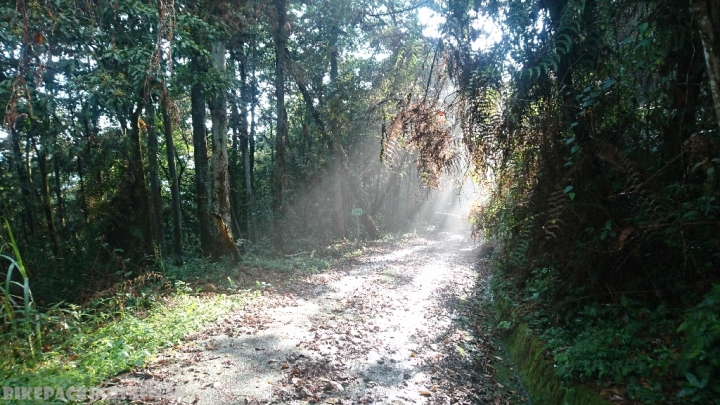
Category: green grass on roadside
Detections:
[{"x1": 1, "y1": 291, "x2": 256, "y2": 391}]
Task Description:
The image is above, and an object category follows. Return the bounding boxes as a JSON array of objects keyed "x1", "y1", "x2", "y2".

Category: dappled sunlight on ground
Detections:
[{"x1": 100, "y1": 230, "x2": 526, "y2": 404}]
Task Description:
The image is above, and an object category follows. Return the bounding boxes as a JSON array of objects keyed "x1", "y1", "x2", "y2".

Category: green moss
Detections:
[{"x1": 501, "y1": 322, "x2": 610, "y2": 405}]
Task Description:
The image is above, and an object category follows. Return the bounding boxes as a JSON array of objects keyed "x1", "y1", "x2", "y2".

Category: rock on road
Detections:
[{"x1": 102, "y1": 230, "x2": 526, "y2": 404}]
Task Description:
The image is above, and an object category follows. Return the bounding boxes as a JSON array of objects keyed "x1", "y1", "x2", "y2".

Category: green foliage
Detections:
[
  {"x1": 447, "y1": 0, "x2": 720, "y2": 400},
  {"x1": 1, "y1": 219, "x2": 254, "y2": 395},
  {"x1": 676, "y1": 284, "x2": 720, "y2": 403},
  {"x1": 493, "y1": 265, "x2": 720, "y2": 404},
  {"x1": 1, "y1": 219, "x2": 42, "y2": 353},
  {"x1": 1, "y1": 288, "x2": 254, "y2": 391}
]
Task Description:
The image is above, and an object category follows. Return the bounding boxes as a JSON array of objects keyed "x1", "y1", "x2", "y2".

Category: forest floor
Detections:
[{"x1": 100, "y1": 228, "x2": 529, "y2": 404}]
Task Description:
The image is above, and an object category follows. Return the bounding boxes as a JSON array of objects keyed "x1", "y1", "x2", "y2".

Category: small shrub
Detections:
[{"x1": 677, "y1": 284, "x2": 720, "y2": 403}]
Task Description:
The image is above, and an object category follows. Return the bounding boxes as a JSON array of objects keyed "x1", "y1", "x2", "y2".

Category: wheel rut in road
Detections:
[{"x1": 103, "y1": 231, "x2": 527, "y2": 404}]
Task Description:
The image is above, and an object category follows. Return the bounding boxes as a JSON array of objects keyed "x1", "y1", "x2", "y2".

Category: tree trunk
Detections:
[
  {"x1": 247, "y1": 40, "x2": 257, "y2": 240},
  {"x1": 242, "y1": 131, "x2": 253, "y2": 239},
  {"x1": 146, "y1": 99, "x2": 165, "y2": 254},
  {"x1": 191, "y1": 80, "x2": 214, "y2": 259},
  {"x1": 229, "y1": 51, "x2": 254, "y2": 240},
  {"x1": 228, "y1": 54, "x2": 241, "y2": 238},
  {"x1": 52, "y1": 150, "x2": 65, "y2": 228},
  {"x1": 250, "y1": 37, "x2": 257, "y2": 192},
  {"x1": 37, "y1": 135, "x2": 61, "y2": 258},
  {"x1": 239, "y1": 50, "x2": 253, "y2": 239},
  {"x1": 127, "y1": 105, "x2": 155, "y2": 258},
  {"x1": 76, "y1": 153, "x2": 87, "y2": 224},
  {"x1": 230, "y1": 106, "x2": 241, "y2": 238},
  {"x1": 78, "y1": 106, "x2": 95, "y2": 224},
  {"x1": 228, "y1": 86, "x2": 244, "y2": 239},
  {"x1": 273, "y1": 0, "x2": 288, "y2": 251},
  {"x1": 330, "y1": 42, "x2": 346, "y2": 239},
  {"x1": 690, "y1": 0, "x2": 720, "y2": 132},
  {"x1": 162, "y1": 94, "x2": 184, "y2": 259},
  {"x1": 209, "y1": 40, "x2": 241, "y2": 261},
  {"x1": 10, "y1": 127, "x2": 34, "y2": 238}
]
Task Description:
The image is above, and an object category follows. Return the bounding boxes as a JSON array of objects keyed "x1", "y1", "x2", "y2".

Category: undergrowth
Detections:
[
  {"x1": 1, "y1": 292, "x2": 252, "y2": 389},
  {"x1": 491, "y1": 262, "x2": 720, "y2": 404},
  {"x1": 0, "y1": 220, "x2": 257, "y2": 401}
]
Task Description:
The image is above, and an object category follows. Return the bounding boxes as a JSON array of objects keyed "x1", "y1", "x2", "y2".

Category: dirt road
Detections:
[{"x1": 103, "y1": 230, "x2": 528, "y2": 404}]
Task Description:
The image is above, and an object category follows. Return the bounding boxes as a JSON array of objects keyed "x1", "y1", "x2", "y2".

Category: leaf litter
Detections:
[{"x1": 98, "y1": 231, "x2": 528, "y2": 404}]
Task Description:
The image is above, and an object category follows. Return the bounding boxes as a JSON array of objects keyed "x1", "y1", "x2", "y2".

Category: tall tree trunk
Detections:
[
  {"x1": 229, "y1": 56, "x2": 252, "y2": 239},
  {"x1": 242, "y1": 130, "x2": 253, "y2": 239},
  {"x1": 53, "y1": 150, "x2": 65, "y2": 228},
  {"x1": 250, "y1": 37, "x2": 257, "y2": 192},
  {"x1": 146, "y1": 99, "x2": 165, "y2": 254},
  {"x1": 10, "y1": 127, "x2": 34, "y2": 238},
  {"x1": 330, "y1": 41, "x2": 346, "y2": 239},
  {"x1": 239, "y1": 49, "x2": 253, "y2": 239},
  {"x1": 273, "y1": 0, "x2": 288, "y2": 251},
  {"x1": 76, "y1": 154, "x2": 87, "y2": 224},
  {"x1": 127, "y1": 105, "x2": 155, "y2": 258},
  {"x1": 191, "y1": 80, "x2": 214, "y2": 259},
  {"x1": 37, "y1": 135, "x2": 61, "y2": 258},
  {"x1": 209, "y1": 41, "x2": 241, "y2": 261},
  {"x1": 247, "y1": 38, "x2": 257, "y2": 240},
  {"x1": 162, "y1": 94, "x2": 184, "y2": 259},
  {"x1": 78, "y1": 107, "x2": 94, "y2": 223},
  {"x1": 690, "y1": 0, "x2": 720, "y2": 132},
  {"x1": 229, "y1": 90, "x2": 242, "y2": 238}
]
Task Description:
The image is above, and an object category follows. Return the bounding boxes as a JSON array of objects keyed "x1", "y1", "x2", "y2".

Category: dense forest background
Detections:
[
  {"x1": 0, "y1": 0, "x2": 451, "y2": 304},
  {"x1": 1, "y1": 0, "x2": 720, "y2": 403}
]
